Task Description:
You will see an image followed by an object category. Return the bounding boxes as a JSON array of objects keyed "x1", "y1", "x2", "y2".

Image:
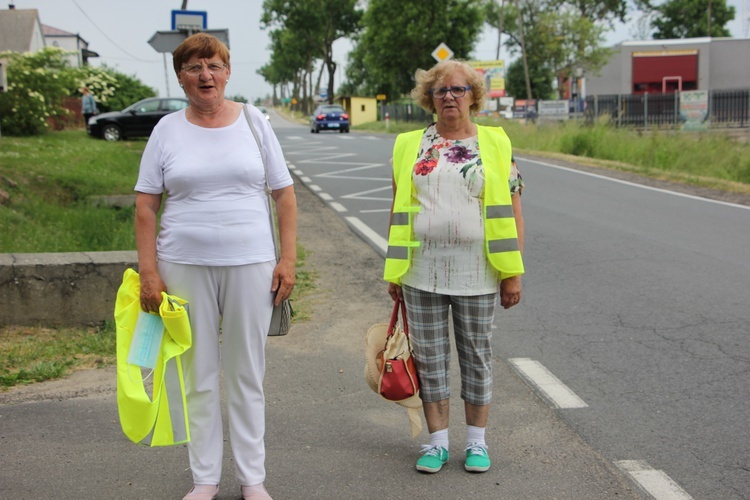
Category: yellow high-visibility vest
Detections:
[
  {"x1": 114, "y1": 268, "x2": 191, "y2": 446},
  {"x1": 384, "y1": 125, "x2": 524, "y2": 284}
]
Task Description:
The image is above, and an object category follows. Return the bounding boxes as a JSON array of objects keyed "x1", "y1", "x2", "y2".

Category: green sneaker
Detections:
[
  {"x1": 416, "y1": 445, "x2": 449, "y2": 473},
  {"x1": 464, "y1": 443, "x2": 491, "y2": 472}
]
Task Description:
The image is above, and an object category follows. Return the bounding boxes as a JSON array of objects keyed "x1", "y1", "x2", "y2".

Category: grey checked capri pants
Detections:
[{"x1": 402, "y1": 285, "x2": 498, "y2": 406}]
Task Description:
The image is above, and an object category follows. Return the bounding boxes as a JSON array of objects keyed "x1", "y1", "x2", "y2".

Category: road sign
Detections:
[
  {"x1": 171, "y1": 10, "x2": 207, "y2": 31},
  {"x1": 432, "y1": 42, "x2": 454, "y2": 63},
  {"x1": 148, "y1": 29, "x2": 230, "y2": 53},
  {"x1": 376, "y1": 94, "x2": 387, "y2": 100}
]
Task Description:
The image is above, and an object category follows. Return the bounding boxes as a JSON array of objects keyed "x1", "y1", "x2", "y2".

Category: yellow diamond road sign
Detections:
[{"x1": 432, "y1": 42, "x2": 454, "y2": 63}]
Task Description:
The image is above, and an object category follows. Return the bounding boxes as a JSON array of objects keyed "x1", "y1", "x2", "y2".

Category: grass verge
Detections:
[{"x1": 0, "y1": 322, "x2": 116, "y2": 389}]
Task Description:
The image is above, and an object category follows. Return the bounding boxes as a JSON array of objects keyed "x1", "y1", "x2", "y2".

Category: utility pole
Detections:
[
  {"x1": 181, "y1": 0, "x2": 189, "y2": 10},
  {"x1": 516, "y1": 0, "x2": 533, "y2": 99},
  {"x1": 496, "y1": 0, "x2": 505, "y2": 60},
  {"x1": 496, "y1": 0, "x2": 506, "y2": 113}
]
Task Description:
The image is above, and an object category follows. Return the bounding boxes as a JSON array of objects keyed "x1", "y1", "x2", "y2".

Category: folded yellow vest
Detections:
[{"x1": 114, "y1": 268, "x2": 192, "y2": 446}]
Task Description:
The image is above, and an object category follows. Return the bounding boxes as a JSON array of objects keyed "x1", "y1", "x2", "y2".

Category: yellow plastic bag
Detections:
[{"x1": 114, "y1": 268, "x2": 192, "y2": 446}]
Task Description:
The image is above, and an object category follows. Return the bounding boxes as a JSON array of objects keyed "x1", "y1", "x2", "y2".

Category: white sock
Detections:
[
  {"x1": 429, "y1": 428, "x2": 449, "y2": 450},
  {"x1": 466, "y1": 425, "x2": 486, "y2": 447}
]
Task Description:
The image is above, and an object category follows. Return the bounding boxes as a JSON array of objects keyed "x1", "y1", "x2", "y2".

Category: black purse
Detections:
[{"x1": 242, "y1": 104, "x2": 293, "y2": 336}]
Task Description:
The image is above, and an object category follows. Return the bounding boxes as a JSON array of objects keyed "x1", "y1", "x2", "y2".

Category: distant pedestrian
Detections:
[
  {"x1": 81, "y1": 87, "x2": 98, "y2": 127},
  {"x1": 385, "y1": 59, "x2": 525, "y2": 475}
]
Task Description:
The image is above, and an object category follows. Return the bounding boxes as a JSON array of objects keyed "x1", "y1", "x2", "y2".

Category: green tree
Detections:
[
  {"x1": 259, "y1": 27, "x2": 316, "y2": 112},
  {"x1": 258, "y1": 28, "x2": 302, "y2": 106},
  {"x1": 494, "y1": 0, "x2": 614, "y2": 100},
  {"x1": 652, "y1": 0, "x2": 735, "y2": 38},
  {"x1": 505, "y1": 58, "x2": 555, "y2": 99},
  {"x1": 345, "y1": 0, "x2": 485, "y2": 101},
  {"x1": 262, "y1": 0, "x2": 361, "y2": 107}
]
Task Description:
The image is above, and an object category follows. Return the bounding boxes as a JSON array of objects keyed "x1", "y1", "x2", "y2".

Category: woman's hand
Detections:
[
  {"x1": 500, "y1": 275, "x2": 522, "y2": 309},
  {"x1": 388, "y1": 282, "x2": 403, "y2": 301},
  {"x1": 271, "y1": 257, "x2": 296, "y2": 305},
  {"x1": 139, "y1": 270, "x2": 167, "y2": 313}
]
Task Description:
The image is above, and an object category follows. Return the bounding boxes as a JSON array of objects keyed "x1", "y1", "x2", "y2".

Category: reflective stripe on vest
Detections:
[
  {"x1": 139, "y1": 357, "x2": 189, "y2": 446},
  {"x1": 384, "y1": 126, "x2": 524, "y2": 283}
]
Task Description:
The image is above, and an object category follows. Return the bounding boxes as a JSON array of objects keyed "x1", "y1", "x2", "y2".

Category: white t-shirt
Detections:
[
  {"x1": 401, "y1": 124, "x2": 523, "y2": 295},
  {"x1": 135, "y1": 105, "x2": 293, "y2": 266}
]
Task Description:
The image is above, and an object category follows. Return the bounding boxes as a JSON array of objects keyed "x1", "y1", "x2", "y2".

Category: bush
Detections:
[
  {"x1": 96, "y1": 65, "x2": 157, "y2": 112},
  {"x1": 0, "y1": 48, "x2": 157, "y2": 136},
  {"x1": 0, "y1": 47, "x2": 79, "y2": 136}
]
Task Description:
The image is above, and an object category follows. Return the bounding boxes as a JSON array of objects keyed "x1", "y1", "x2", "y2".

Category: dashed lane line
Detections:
[
  {"x1": 345, "y1": 216, "x2": 388, "y2": 255},
  {"x1": 329, "y1": 202, "x2": 347, "y2": 213},
  {"x1": 508, "y1": 358, "x2": 588, "y2": 409},
  {"x1": 616, "y1": 460, "x2": 693, "y2": 500}
]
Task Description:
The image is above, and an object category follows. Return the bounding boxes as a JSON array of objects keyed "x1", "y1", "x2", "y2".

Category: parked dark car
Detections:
[
  {"x1": 87, "y1": 97, "x2": 189, "y2": 141},
  {"x1": 310, "y1": 104, "x2": 350, "y2": 133},
  {"x1": 257, "y1": 106, "x2": 270, "y2": 120}
]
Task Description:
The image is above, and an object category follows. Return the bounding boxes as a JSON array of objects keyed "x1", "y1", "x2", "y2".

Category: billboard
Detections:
[
  {"x1": 680, "y1": 90, "x2": 709, "y2": 131},
  {"x1": 469, "y1": 60, "x2": 505, "y2": 98}
]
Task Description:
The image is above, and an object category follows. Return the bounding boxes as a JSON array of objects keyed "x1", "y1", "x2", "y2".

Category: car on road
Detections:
[
  {"x1": 87, "y1": 97, "x2": 189, "y2": 141},
  {"x1": 257, "y1": 106, "x2": 271, "y2": 120},
  {"x1": 310, "y1": 104, "x2": 350, "y2": 133}
]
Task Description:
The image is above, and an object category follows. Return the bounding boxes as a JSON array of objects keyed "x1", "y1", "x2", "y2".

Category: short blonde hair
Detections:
[
  {"x1": 411, "y1": 60, "x2": 486, "y2": 114},
  {"x1": 172, "y1": 33, "x2": 230, "y2": 76}
]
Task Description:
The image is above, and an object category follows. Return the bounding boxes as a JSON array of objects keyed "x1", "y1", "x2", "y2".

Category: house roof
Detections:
[
  {"x1": 43, "y1": 24, "x2": 75, "y2": 37},
  {"x1": 0, "y1": 8, "x2": 43, "y2": 53}
]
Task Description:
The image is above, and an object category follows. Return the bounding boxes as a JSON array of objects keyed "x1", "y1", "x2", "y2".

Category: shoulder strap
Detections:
[{"x1": 242, "y1": 104, "x2": 280, "y2": 262}]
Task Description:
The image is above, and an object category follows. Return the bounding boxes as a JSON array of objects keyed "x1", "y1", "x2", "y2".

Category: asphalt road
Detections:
[{"x1": 270, "y1": 110, "x2": 750, "y2": 499}]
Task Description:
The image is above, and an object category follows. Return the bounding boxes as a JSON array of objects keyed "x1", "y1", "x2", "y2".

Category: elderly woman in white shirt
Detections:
[
  {"x1": 385, "y1": 59, "x2": 525, "y2": 475},
  {"x1": 135, "y1": 33, "x2": 296, "y2": 500}
]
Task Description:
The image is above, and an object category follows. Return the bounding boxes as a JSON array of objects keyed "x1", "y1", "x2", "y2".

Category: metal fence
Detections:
[
  {"x1": 378, "y1": 102, "x2": 433, "y2": 123},
  {"x1": 584, "y1": 89, "x2": 750, "y2": 129}
]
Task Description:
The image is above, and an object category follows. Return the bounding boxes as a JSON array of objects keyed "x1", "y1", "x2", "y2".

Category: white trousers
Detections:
[{"x1": 159, "y1": 260, "x2": 275, "y2": 486}]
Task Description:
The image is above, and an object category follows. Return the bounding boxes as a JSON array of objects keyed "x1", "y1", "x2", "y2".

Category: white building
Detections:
[
  {"x1": 42, "y1": 24, "x2": 98, "y2": 67},
  {"x1": 0, "y1": 4, "x2": 97, "y2": 67}
]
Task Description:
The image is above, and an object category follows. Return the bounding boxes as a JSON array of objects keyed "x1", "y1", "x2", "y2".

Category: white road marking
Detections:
[
  {"x1": 315, "y1": 163, "x2": 389, "y2": 181},
  {"x1": 341, "y1": 185, "x2": 392, "y2": 201},
  {"x1": 318, "y1": 193, "x2": 333, "y2": 201},
  {"x1": 520, "y1": 156, "x2": 750, "y2": 211},
  {"x1": 300, "y1": 176, "x2": 312, "y2": 183},
  {"x1": 616, "y1": 460, "x2": 693, "y2": 500},
  {"x1": 308, "y1": 184, "x2": 322, "y2": 192},
  {"x1": 508, "y1": 358, "x2": 588, "y2": 409},
  {"x1": 329, "y1": 202, "x2": 348, "y2": 213},
  {"x1": 346, "y1": 216, "x2": 388, "y2": 254}
]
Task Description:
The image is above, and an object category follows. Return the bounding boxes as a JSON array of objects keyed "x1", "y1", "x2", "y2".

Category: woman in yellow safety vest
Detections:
[{"x1": 385, "y1": 59, "x2": 525, "y2": 475}]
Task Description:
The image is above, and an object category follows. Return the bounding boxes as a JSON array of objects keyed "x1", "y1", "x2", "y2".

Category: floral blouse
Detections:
[{"x1": 401, "y1": 123, "x2": 524, "y2": 295}]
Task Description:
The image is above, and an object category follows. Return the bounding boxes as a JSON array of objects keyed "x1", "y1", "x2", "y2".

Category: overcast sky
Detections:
[{"x1": 9, "y1": 0, "x2": 749, "y2": 104}]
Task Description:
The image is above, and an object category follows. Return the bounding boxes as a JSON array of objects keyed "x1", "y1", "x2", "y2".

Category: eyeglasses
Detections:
[
  {"x1": 430, "y1": 85, "x2": 471, "y2": 99},
  {"x1": 181, "y1": 63, "x2": 227, "y2": 77}
]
